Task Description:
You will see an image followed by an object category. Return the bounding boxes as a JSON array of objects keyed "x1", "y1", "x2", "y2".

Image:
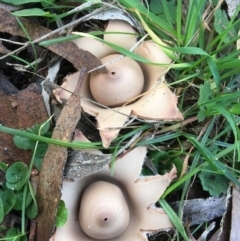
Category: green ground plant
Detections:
[{"x1": 0, "y1": 0, "x2": 240, "y2": 240}]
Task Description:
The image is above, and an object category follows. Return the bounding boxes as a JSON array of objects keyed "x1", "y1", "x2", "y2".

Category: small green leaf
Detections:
[
  {"x1": 211, "y1": 0, "x2": 219, "y2": 6},
  {"x1": 150, "y1": 0, "x2": 163, "y2": 14},
  {"x1": 6, "y1": 162, "x2": 28, "y2": 184},
  {"x1": 33, "y1": 155, "x2": 43, "y2": 171},
  {"x1": 198, "y1": 82, "x2": 212, "y2": 105},
  {"x1": 199, "y1": 167, "x2": 229, "y2": 197},
  {"x1": 31, "y1": 121, "x2": 50, "y2": 136},
  {"x1": 197, "y1": 109, "x2": 207, "y2": 122},
  {"x1": 0, "y1": 189, "x2": 16, "y2": 215},
  {"x1": 0, "y1": 0, "x2": 43, "y2": 4},
  {"x1": 13, "y1": 8, "x2": 55, "y2": 17},
  {"x1": 0, "y1": 199, "x2": 4, "y2": 223},
  {"x1": 29, "y1": 142, "x2": 48, "y2": 157},
  {"x1": 26, "y1": 201, "x2": 38, "y2": 219},
  {"x1": 56, "y1": 200, "x2": 68, "y2": 227},
  {"x1": 150, "y1": 0, "x2": 177, "y2": 24},
  {"x1": 19, "y1": 234, "x2": 28, "y2": 241},
  {"x1": 13, "y1": 186, "x2": 32, "y2": 210},
  {"x1": 207, "y1": 58, "x2": 220, "y2": 93},
  {"x1": 6, "y1": 162, "x2": 28, "y2": 183},
  {"x1": 229, "y1": 103, "x2": 240, "y2": 114},
  {"x1": 0, "y1": 162, "x2": 8, "y2": 172},
  {"x1": 214, "y1": 159, "x2": 240, "y2": 187},
  {"x1": 197, "y1": 81, "x2": 212, "y2": 121},
  {"x1": 143, "y1": 150, "x2": 183, "y2": 176},
  {"x1": 4, "y1": 228, "x2": 20, "y2": 241},
  {"x1": 214, "y1": 8, "x2": 237, "y2": 43},
  {"x1": 170, "y1": 46, "x2": 210, "y2": 56},
  {"x1": 13, "y1": 136, "x2": 31, "y2": 150},
  {"x1": 6, "y1": 162, "x2": 28, "y2": 190}
]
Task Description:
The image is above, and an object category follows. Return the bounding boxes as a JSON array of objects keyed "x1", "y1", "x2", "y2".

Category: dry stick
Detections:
[
  {"x1": 36, "y1": 68, "x2": 87, "y2": 241},
  {"x1": 28, "y1": 219, "x2": 37, "y2": 241}
]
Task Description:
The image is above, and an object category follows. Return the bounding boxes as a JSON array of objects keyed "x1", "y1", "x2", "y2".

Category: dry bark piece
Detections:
[
  {"x1": 0, "y1": 75, "x2": 48, "y2": 164},
  {"x1": 0, "y1": 8, "x2": 105, "y2": 72},
  {"x1": 36, "y1": 68, "x2": 87, "y2": 241}
]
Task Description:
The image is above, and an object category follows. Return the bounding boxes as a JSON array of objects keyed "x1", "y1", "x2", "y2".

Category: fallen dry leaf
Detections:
[
  {"x1": 36, "y1": 68, "x2": 87, "y2": 241},
  {"x1": 0, "y1": 8, "x2": 106, "y2": 72},
  {"x1": 0, "y1": 41, "x2": 10, "y2": 54},
  {"x1": 0, "y1": 2, "x2": 22, "y2": 11},
  {"x1": 0, "y1": 72, "x2": 48, "y2": 164},
  {"x1": 170, "y1": 196, "x2": 226, "y2": 226},
  {"x1": 65, "y1": 151, "x2": 110, "y2": 174},
  {"x1": 208, "y1": 187, "x2": 231, "y2": 241},
  {"x1": 225, "y1": 0, "x2": 240, "y2": 17}
]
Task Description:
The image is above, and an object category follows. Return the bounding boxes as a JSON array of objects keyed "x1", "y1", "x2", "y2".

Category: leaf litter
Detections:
[
  {"x1": 0, "y1": 75, "x2": 48, "y2": 164},
  {"x1": 0, "y1": 2, "x2": 239, "y2": 241},
  {"x1": 0, "y1": 8, "x2": 106, "y2": 72}
]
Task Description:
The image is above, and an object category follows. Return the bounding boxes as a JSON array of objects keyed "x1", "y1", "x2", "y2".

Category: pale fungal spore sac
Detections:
[
  {"x1": 79, "y1": 181, "x2": 130, "y2": 240},
  {"x1": 89, "y1": 54, "x2": 144, "y2": 107}
]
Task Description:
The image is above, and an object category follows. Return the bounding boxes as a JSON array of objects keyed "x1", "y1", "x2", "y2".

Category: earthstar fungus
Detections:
[
  {"x1": 54, "y1": 20, "x2": 183, "y2": 147},
  {"x1": 50, "y1": 142, "x2": 177, "y2": 241}
]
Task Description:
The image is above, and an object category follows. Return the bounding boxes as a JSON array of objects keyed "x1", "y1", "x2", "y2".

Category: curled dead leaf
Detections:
[{"x1": 0, "y1": 8, "x2": 106, "y2": 72}]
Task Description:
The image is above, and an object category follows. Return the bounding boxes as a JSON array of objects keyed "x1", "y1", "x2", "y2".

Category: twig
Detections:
[
  {"x1": 116, "y1": 130, "x2": 143, "y2": 156},
  {"x1": 36, "y1": 68, "x2": 87, "y2": 241},
  {"x1": 6, "y1": 58, "x2": 43, "y2": 70},
  {"x1": 28, "y1": 219, "x2": 37, "y2": 241},
  {"x1": 0, "y1": 38, "x2": 25, "y2": 45}
]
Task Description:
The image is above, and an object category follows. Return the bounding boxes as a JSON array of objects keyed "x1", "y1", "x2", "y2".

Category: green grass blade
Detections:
[
  {"x1": 159, "y1": 199, "x2": 189, "y2": 241},
  {"x1": 186, "y1": 135, "x2": 240, "y2": 186},
  {"x1": 72, "y1": 32, "x2": 175, "y2": 63},
  {"x1": 207, "y1": 57, "x2": 220, "y2": 94},
  {"x1": 213, "y1": 160, "x2": 240, "y2": 186},
  {"x1": 161, "y1": 0, "x2": 173, "y2": 28},
  {"x1": 137, "y1": 132, "x2": 182, "y2": 146},
  {"x1": 162, "y1": 162, "x2": 208, "y2": 198},
  {"x1": 15, "y1": 17, "x2": 38, "y2": 70},
  {"x1": 166, "y1": 46, "x2": 210, "y2": 56},
  {"x1": 118, "y1": 0, "x2": 177, "y2": 37},
  {"x1": 184, "y1": 0, "x2": 207, "y2": 45},
  {"x1": 0, "y1": 125, "x2": 102, "y2": 149},
  {"x1": 176, "y1": 0, "x2": 183, "y2": 46},
  {"x1": 208, "y1": 105, "x2": 240, "y2": 159}
]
